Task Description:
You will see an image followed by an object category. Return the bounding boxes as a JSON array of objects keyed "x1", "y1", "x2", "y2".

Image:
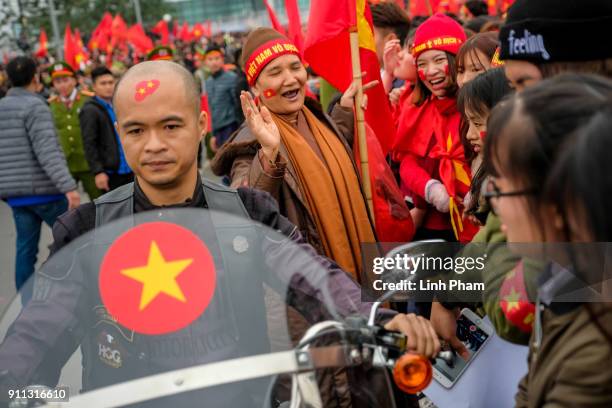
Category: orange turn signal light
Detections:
[{"x1": 392, "y1": 353, "x2": 433, "y2": 394}]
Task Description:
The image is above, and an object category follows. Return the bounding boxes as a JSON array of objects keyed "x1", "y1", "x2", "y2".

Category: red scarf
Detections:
[
  {"x1": 392, "y1": 96, "x2": 457, "y2": 158},
  {"x1": 393, "y1": 95, "x2": 478, "y2": 241}
]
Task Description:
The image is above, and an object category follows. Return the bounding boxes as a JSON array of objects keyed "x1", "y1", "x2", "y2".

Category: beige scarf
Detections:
[{"x1": 272, "y1": 107, "x2": 375, "y2": 282}]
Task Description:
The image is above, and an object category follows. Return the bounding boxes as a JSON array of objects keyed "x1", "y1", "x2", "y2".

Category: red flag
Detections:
[
  {"x1": 304, "y1": 0, "x2": 395, "y2": 154},
  {"x1": 88, "y1": 12, "x2": 113, "y2": 50},
  {"x1": 305, "y1": 0, "x2": 406, "y2": 235},
  {"x1": 63, "y1": 24, "x2": 78, "y2": 70},
  {"x1": 433, "y1": 0, "x2": 460, "y2": 14},
  {"x1": 35, "y1": 29, "x2": 48, "y2": 58},
  {"x1": 73, "y1": 28, "x2": 89, "y2": 65},
  {"x1": 191, "y1": 22, "x2": 204, "y2": 40},
  {"x1": 501, "y1": 0, "x2": 515, "y2": 13},
  {"x1": 410, "y1": 0, "x2": 439, "y2": 16},
  {"x1": 172, "y1": 20, "x2": 179, "y2": 40},
  {"x1": 204, "y1": 20, "x2": 213, "y2": 38},
  {"x1": 128, "y1": 24, "x2": 154, "y2": 55},
  {"x1": 110, "y1": 14, "x2": 129, "y2": 50},
  {"x1": 285, "y1": 0, "x2": 304, "y2": 53},
  {"x1": 179, "y1": 21, "x2": 192, "y2": 42},
  {"x1": 151, "y1": 19, "x2": 170, "y2": 45},
  {"x1": 201, "y1": 94, "x2": 213, "y2": 131},
  {"x1": 354, "y1": 122, "x2": 415, "y2": 242},
  {"x1": 370, "y1": 0, "x2": 405, "y2": 9},
  {"x1": 263, "y1": 0, "x2": 286, "y2": 35}
]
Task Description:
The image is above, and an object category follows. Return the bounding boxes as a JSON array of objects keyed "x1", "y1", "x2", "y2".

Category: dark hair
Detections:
[
  {"x1": 480, "y1": 18, "x2": 503, "y2": 33},
  {"x1": 547, "y1": 106, "x2": 612, "y2": 242},
  {"x1": 465, "y1": 0, "x2": 489, "y2": 17},
  {"x1": 458, "y1": 68, "x2": 511, "y2": 121},
  {"x1": 371, "y1": 2, "x2": 411, "y2": 45},
  {"x1": 535, "y1": 59, "x2": 612, "y2": 81},
  {"x1": 544, "y1": 100, "x2": 612, "y2": 348},
  {"x1": 457, "y1": 68, "x2": 512, "y2": 217},
  {"x1": 464, "y1": 15, "x2": 491, "y2": 34},
  {"x1": 484, "y1": 73, "x2": 612, "y2": 238},
  {"x1": 456, "y1": 31, "x2": 498, "y2": 74},
  {"x1": 6, "y1": 56, "x2": 37, "y2": 87},
  {"x1": 91, "y1": 66, "x2": 114, "y2": 83},
  {"x1": 412, "y1": 52, "x2": 458, "y2": 106},
  {"x1": 410, "y1": 15, "x2": 428, "y2": 30}
]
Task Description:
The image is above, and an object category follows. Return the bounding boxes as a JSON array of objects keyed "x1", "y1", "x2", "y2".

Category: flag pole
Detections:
[
  {"x1": 425, "y1": 0, "x2": 434, "y2": 16},
  {"x1": 349, "y1": 26, "x2": 375, "y2": 228}
]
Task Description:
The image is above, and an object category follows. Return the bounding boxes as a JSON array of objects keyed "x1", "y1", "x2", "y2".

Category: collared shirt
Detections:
[
  {"x1": 94, "y1": 96, "x2": 132, "y2": 175},
  {"x1": 133, "y1": 176, "x2": 206, "y2": 212},
  {"x1": 536, "y1": 262, "x2": 584, "y2": 321},
  {"x1": 60, "y1": 88, "x2": 77, "y2": 107}
]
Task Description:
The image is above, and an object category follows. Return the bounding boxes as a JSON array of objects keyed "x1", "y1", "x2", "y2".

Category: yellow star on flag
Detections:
[
  {"x1": 147, "y1": 81, "x2": 155, "y2": 88},
  {"x1": 121, "y1": 241, "x2": 193, "y2": 311},
  {"x1": 138, "y1": 88, "x2": 146, "y2": 94},
  {"x1": 503, "y1": 287, "x2": 521, "y2": 313}
]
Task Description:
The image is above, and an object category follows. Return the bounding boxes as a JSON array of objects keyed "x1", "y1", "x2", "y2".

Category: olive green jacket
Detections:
[
  {"x1": 49, "y1": 90, "x2": 93, "y2": 174},
  {"x1": 439, "y1": 213, "x2": 541, "y2": 345},
  {"x1": 516, "y1": 304, "x2": 612, "y2": 408}
]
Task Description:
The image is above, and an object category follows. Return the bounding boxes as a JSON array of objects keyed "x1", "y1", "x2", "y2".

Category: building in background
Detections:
[{"x1": 165, "y1": 0, "x2": 310, "y2": 32}]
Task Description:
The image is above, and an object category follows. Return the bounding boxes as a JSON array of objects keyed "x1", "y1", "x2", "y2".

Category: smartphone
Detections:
[{"x1": 432, "y1": 308, "x2": 493, "y2": 388}]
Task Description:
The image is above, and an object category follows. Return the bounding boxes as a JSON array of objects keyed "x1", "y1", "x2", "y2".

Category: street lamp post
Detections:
[
  {"x1": 48, "y1": 0, "x2": 62, "y2": 59},
  {"x1": 133, "y1": 0, "x2": 143, "y2": 26}
]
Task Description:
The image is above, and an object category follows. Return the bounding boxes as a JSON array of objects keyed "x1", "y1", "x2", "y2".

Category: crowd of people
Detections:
[{"x1": 0, "y1": 0, "x2": 611, "y2": 406}]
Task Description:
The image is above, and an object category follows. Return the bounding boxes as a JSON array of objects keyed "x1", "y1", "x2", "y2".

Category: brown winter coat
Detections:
[
  {"x1": 211, "y1": 99, "x2": 360, "y2": 257},
  {"x1": 212, "y1": 99, "x2": 371, "y2": 407},
  {"x1": 515, "y1": 303, "x2": 612, "y2": 408}
]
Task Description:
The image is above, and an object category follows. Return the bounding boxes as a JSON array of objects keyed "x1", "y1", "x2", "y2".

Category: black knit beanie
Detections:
[{"x1": 499, "y1": 0, "x2": 612, "y2": 63}]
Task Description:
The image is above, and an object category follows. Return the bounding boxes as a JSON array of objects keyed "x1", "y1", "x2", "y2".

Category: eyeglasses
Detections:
[{"x1": 481, "y1": 178, "x2": 537, "y2": 214}]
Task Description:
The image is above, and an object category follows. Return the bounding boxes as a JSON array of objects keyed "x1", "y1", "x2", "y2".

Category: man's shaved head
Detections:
[
  {"x1": 110, "y1": 61, "x2": 208, "y2": 206},
  {"x1": 113, "y1": 60, "x2": 200, "y2": 116}
]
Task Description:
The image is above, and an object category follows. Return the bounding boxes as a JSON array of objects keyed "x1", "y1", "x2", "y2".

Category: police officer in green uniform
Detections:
[
  {"x1": 48, "y1": 62, "x2": 101, "y2": 199},
  {"x1": 146, "y1": 45, "x2": 174, "y2": 61}
]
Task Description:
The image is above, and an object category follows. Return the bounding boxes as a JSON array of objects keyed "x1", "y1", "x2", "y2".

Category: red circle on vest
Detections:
[{"x1": 99, "y1": 222, "x2": 216, "y2": 335}]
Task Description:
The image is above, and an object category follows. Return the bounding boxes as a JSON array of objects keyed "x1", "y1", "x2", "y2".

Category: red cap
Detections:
[{"x1": 412, "y1": 13, "x2": 466, "y2": 59}]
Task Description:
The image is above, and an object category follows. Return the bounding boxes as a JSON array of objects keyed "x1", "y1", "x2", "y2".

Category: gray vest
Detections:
[
  {"x1": 82, "y1": 180, "x2": 271, "y2": 394},
  {"x1": 93, "y1": 179, "x2": 249, "y2": 225}
]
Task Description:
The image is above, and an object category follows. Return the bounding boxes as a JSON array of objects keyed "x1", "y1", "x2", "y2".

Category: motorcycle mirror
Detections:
[{"x1": 368, "y1": 240, "x2": 446, "y2": 326}]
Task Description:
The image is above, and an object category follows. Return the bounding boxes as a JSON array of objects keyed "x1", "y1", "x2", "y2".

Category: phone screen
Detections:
[{"x1": 433, "y1": 314, "x2": 490, "y2": 386}]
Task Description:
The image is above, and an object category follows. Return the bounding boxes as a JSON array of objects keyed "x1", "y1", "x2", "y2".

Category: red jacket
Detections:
[{"x1": 393, "y1": 94, "x2": 477, "y2": 241}]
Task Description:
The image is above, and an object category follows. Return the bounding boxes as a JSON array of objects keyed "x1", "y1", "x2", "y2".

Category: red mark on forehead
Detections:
[
  {"x1": 134, "y1": 79, "x2": 160, "y2": 102},
  {"x1": 418, "y1": 69, "x2": 426, "y2": 82},
  {"x1": 262, "y1": 88, "x2": 277, "y2": 99}
]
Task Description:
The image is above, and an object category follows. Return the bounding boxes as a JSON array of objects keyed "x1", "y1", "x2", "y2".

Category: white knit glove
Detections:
[
  {"x1": 463, "y1": 191, "x2": 473, "y2": 209},
  {"x1": 425, "y1": 179, "x2": 450, "y2": 213}
]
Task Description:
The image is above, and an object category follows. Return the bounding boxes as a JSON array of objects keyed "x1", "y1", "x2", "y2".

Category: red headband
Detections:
[
  {"x1": 412, "y1": 36, "x2": 464, "y2": 58},
  {"x1": 245, "y1": 39, "x2": 301, "y2": 86}
]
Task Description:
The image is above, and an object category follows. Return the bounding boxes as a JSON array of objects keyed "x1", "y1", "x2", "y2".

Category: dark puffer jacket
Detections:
[{"x1": 0, "y1": 87, "x2": 76, "y2": 198}]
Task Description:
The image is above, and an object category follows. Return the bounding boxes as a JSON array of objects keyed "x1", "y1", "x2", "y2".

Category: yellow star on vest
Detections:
[
  {"x1": 523, "y1": 312, "x2": 534, "y2": 326},
  {"x1": 503, "y1": 287, "x2": 521, "y2": 313},
  {"x1": 121, "y1": 241, "x2": 193, "y2": 310}
]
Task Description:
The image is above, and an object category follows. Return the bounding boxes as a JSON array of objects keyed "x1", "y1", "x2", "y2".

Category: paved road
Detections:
[{"x1": 0, "y1": 165, "x2": 220, "y2": 397}]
